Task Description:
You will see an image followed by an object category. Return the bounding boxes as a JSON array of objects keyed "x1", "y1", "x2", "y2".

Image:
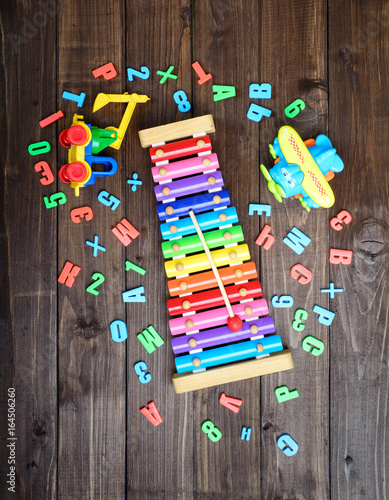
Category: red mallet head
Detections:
[{"x1": 227, "y1": 315, "x2": 243, "y2": 332}]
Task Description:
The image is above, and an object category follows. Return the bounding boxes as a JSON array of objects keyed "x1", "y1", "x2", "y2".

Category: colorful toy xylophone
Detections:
[{"x1": 139, "y1": 115, "x2": 294, "y2": 393}]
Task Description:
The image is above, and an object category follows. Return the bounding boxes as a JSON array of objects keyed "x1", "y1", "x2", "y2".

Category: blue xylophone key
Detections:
[
  {"x1": 156, "y1": 190, "x2": 231, "y2": 221},
  {"x1": 160, "y1": 207, "x2": 238, "y2": 240},
  {"x1": 175, "y1": 334, "x2": 283, "y2": 373}
]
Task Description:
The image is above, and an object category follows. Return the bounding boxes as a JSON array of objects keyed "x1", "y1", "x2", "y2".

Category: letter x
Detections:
[
  {"x1": 156, "y1": 65, "x2": 178, "y2": 84},
  {"x1": 86, "y1": 235, "x2": 106, "y2": 257}
]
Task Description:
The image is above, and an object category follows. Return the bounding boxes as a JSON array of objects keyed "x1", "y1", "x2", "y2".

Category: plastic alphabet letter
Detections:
[
  {"x1": 127, "y1": 66, "x2": 150, "y2": 81},
  {"x1": 192, "y1": 61, "x2": 212, "y2": 85},
  {"x1": 140, "y1": 401, "x2": 163, "y2": 426},
  {"x1": 122, "y1": 286, "x2": 146, "y2": 303},
  {"x1": 249, "y1": 203, "x2": 271, "y2": 216},
  {"x1": 58, "y1": 261, "x2": 81, "y2": 288},
  {"x1": 313, "y1": 305, "x2": 335, "y2": 326},
  {"x1": 173, "y1": 90, "x2": 191, "y2": 113},
  {"x1": 283, "y1": 227, "x2": 311, "y2": 255},
  {"x1": 97, "y1": 190, "x2": 121, "y2": 211},
  {"x1": 28, "y1": 141, "x2": 51, "y2": 156},
  {"x1": 112, "y1": 218, "x2": 139, "y2": 246},
  {"x1": 134, "y1": 361, "x2": 152, "y2": 384},
  {"x1": 212, "y1": 85, "x2": 236, "y2": 102},
  {"x1": 292, "y1": 308, "x2": 308, "y2": 331},
  {"x1": 62, "y1": 91, "x2": 86, "y2": 107},
  {"x1": 272, "y1": 295, "x2": 294, "y2": 308},
  {"x1": 156, "y1": 66, "x2": 178, "y2": 84},
  {"x1": 39, "y1": 110, "x2": 64, "y2": 128},
  {"x1": 110, "y1": 320, "x2": 128, "y2": 342},
  {"x1": 329, "y1": 248, "x2": 353, "y2": 265},
  {"x1": 92, "y1": 62, "x2": 117, "y2": 80},
  {"x1": 34, "y1": 161, "x2": 54, "y2": 185},
  {"x1": 284, "y1": 99, "x2": 305, "y2": 118},
  {"x1": 275, "y1": 385, "x2": 299, "y2": 403},
  {"x1": 255, "y1": 224, "x2": 275, "y2": 250},
  {"x1": 277, "y1": 434, "x2": 298, "y2": 456},
  {"x1": 137, "y1": 326, "x2": 164, "y2": 354},
  {"x1": 241, "y1": 426, "x2": 251, "y2": 441},
  {"x1": 86, "y1": 235, "x2": 106, "y2": 257},
  {"x1": 43, "y1": 192, "x2": 67, "y2": 209},
  {"x1": 302, "y1": 335, "x2": 325, "y2": 356},
  {"x1": 219, "y1": 393, "x2": 242, "y2": 413},
  {"x1": 202, "y1": 420, "x2": 222, "y2": 442},
  {"x1": 70, "y1": 206, "x2": 93, "y2": 223},
  {"x1": 249, "y1": 83, "x2": 271, "y2": 99},
  {"x1": 125, "y1": 260, "x2": 146, "y2": 275},
  {"x1": 86, "y1": 272, "x2": 105, "y2": 296},
  {"x1": 330, "y1": 210, "x2": 352, "y2": 231},
  {"x1": 290, "y1": 264, "x2": 312, "y2": 284},
  {"x1": 247, "y1": 103, "x2": 272, "y2": 122}
]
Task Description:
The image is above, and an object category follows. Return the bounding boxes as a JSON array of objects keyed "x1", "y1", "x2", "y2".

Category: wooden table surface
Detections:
[{"x1": 1, "y1": 1, "x2": 388, "y2": 499}]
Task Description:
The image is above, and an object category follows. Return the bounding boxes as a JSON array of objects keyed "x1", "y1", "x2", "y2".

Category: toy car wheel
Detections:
[
  {"x1": 64, "y1": 162, "x2": 88, "y2": 182},
  {"x1": 59, "y1": 129, "x2": 71, "y2": 148},
  {"x1": 67, "y1": 125, "x2": 88, "y2": 146},
  {"x1": 58, "y1": 164, "x2": 71, "y2": 183}
]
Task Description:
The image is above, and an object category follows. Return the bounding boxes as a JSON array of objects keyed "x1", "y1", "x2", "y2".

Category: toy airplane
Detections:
[{"x1": 260, "y1": 126, "x2": 344, "y2": 211}]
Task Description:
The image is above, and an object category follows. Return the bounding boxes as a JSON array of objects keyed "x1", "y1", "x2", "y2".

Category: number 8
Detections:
[
  {"x1": 173, "y1": 90, "x2": 191, "y2": 113},
  {"x1": 201, "y1": 420, "x2": 222, "y2": 442}
]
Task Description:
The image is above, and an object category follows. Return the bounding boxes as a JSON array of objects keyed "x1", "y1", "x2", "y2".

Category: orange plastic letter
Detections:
[
  {"x1": 330, "y1": 210, "x2": 352, "y2": 231},
  {"x1": 140, "y1": 401, "x2": 163, "y2": 426},
  {"x1": 70, "y1": 206, "x2": 93, "y2": 223},
  {"x1": 219, "y1": 393, "x2": 243, "y2": 413},
  {"x1": 192, "y1": 61, "x2": 212, "y2": 85},
  {"x1": 290, "y1": 264, "x2": 312, "y2": 284},
  {"x1": 58, "y1": 261, "x2": 81, "y2": 287},
  {"x1": 92, "y1": 62, "x2": 117, "y2": 80},
  {"x1": 255, "y1": 224, "x2": 275, "y2": 250},
  {"x1": 329, "y1": 249, "x2": 353, "y2": 265},
  {"x1": 34, "y1": 161, "x2": 54, "y2": 185},
  {"x1": 111, "y1": 218, "x2": 139, "y2": 246}
]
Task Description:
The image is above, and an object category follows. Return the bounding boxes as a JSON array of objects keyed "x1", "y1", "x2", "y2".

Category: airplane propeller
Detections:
[{"x1": 260, "y1": 164, "x2": 286, "y2": 203}]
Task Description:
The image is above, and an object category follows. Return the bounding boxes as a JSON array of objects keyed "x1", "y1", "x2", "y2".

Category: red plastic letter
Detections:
[
  {"x1": 112, "y1": 218, "x2": 139, "y2": 246},
  {"x1": 39, "y1": 110, "x2": 64, "y2": 128},
  {"x1": 192, "y1": 61, "x2": 212, "y2": 85},
  {"x1": 290, "y1": 264, "x2": 312, "y2": 285},
  {"x1": 330, "y1": 210, "x2": 352, "y2": 231},
  {"x1": 58, "y1": 261, "x2": 81, "y2": 287},
  {"x1": 140, "y1": 401, "x2": 163, "y2": 426},
  {"x1": 329, "y1": 249, "x2": 353, "y2": 265},
  {"x1": 255, "y1": 224, "x2": 275, "y2": 250},
  {"x1": 70, "y1": 206, "x2": 93, "y2": 223},
  {"x1": 219, "y1": 393, "x2": 242, "y2": 413},
  {"x1": 92, "y1": 62, "x2": 117, "y2": 80}
]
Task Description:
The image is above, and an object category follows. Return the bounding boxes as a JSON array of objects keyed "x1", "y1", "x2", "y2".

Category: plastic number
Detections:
[
  {"x1": 285, "y1": 99, "x2": 305, "y2": 118},
  {"x1": 70, "y1": 206, "x2": 93, "y2": 223},
  {"x1": 134, "y1": 361, "x2": 152, "y2": 384},
  {"x1": 28, "y1": 140, "x2": 51, "y2": 156},
  {"x1": 127, "y1": 66, "x2": 150, "y2": 81},
  {"x1": 292, "y1": 309, "x2": 308, "y2": 331},
  {"x1": 271, "y1": 295, "x2": 294, "y2": 308},
  {"x1": 173, "y1": 90, "x2": 191, "y2": 113},
  {"x1": 98, "y1": 190, "x2": 121, "y2": 211},
  {"x1": 110, "y1": 320, "x2": 128, "y2": 342},
  {"x1": 34, "y1": 161, "x2": 54, "y2": 185},
  {"x1": 43, "y1": 192, "x2": 67, "y2": 209},
  {"x1": 201, "y1": 420, "x2": 222, "y2": 442},
  {"x1": 86, "y1": 272, "x2": 105, "y2": 296},
  {"x1": 330, "y1": 210, "x2": 352, "y2": 231},
  {"x1": 302, "y1": 335, "x2": 325, "y2": 356}
]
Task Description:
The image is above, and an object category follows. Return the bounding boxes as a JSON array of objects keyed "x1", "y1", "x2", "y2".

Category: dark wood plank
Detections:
[
  {"x1": 0, "y1": 2, "x2": 58, "y2": 499},
  {"x1": 192, "y1": 3, "x2": 263, "y2": 499},
  {"x1": 329, "y1": 2, "x2": 389, "y2": 498},
  {"x1": 57, "y1": 2, "x2": 127, "y2": 499},
  {"x1": 125, "y1": 1, "x2": 195, "y2": 498},
  {"x1": 260, "y1": 2, "x2": 330, "y2": 498}
]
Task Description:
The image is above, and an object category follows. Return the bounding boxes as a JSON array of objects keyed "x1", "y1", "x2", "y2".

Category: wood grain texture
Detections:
[
  {"x1": 329, "y1": 1, "x2": 389, "y2": 498},
  {"x1": 260, "y1": 1, "x2": 330, "y2": 499},
  {"x1": 1, "y1": 2, "x2": 58, "y2": 499},
  {"x1": 57, "y1": 1, "x2": 126, "y2": 499}
]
